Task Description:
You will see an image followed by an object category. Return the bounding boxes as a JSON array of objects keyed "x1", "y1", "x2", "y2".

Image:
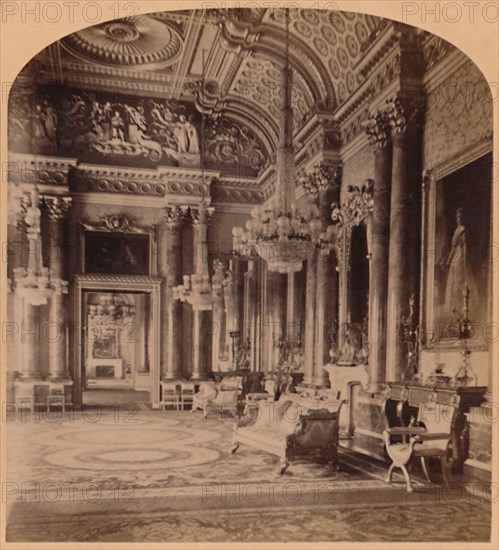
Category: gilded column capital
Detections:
[
  {"x1": 191, "y1": 205, "x2": 215, "y2": 226},
  {"x1": 42, "y1": 195, "x2": 72, "y2": 221},
  {"x1": 164, "y1": 205, "x2": 188, "y2": 231},
  {"x1": 365, "y1": 95, "x2": 423, "y2": 148},
  {"x1": 363, "y1": 112, "x2": 391, "y2": 149}
]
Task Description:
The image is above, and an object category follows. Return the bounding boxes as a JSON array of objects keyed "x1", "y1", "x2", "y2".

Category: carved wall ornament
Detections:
[
  {"x1": 331, "y1": 179, "x2": 374, "y2": 228},
  {"x1": 331, "y1": 179, "x2": 374, "y2": 271},
  {"x1": 297, "y1": 162, "x2": 342, "y2": 201},
  {"x1": 204, "y1": 117, "x2": 266, "y2": 173},
  {"x1": 81, "y1": 214, "x2": 152, "y2": 234}
]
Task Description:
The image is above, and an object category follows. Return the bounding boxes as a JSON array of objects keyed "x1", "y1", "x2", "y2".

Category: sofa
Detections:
[{"x1": 230, "y1": 393, "x2": 344, "y2": 474}]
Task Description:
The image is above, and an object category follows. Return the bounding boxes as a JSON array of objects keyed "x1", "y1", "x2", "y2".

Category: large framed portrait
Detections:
[
  {"x1": 424, "y1": 153, "x2": 492, "y2": 347},
  {"x1": 84, "y1": 231, "x2": 151, "y2": 275},
  {"x1": 81, "y1": 214, "x2": 155, "y2": 276}
]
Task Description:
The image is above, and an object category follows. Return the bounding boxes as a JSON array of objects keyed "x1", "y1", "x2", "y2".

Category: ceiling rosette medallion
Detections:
[{"x1": 61, "y1": 16, "x2": 183, "y2": 68}]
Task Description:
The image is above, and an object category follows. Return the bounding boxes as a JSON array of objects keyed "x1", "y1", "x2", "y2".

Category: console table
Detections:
[{"x1": 384, "y1": 383, "x2": 487, "y2": 473}]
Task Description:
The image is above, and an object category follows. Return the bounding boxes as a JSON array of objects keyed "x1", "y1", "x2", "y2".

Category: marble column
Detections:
[
  {"x1": 244, "y1": 260, "x2": 259, "y2": 371},
  {"x1": 266, "y1": 270, "x2": 286, "y2": 372},
  {"x1": 386, "y1": 113, "x2": 422, "y2": 381},
  {"x1": 303, "y1": 249, "x2": 318, "y2": 386},
  {"x1": 191, "y1": 309, "x2": 211, "y2": 380},
  {"x1": 14, "y1": 187, "x2": 49, "y2": 380},
  {"x1": 211, "y1": 260, "x2": 225, "y2": 372},
  {"x1": 365, "y1": 117, "x2": 393, "y2": 392},
  {"x1": 313, "y1": 167, "x2": 341, "y2": 387},
  {"x1": 190, "y1": 202, "x2": 213, "y2": 381},
  {"x1": 20, "y1": 300, "x2": 40, "y2": 379},
  {"x1": 44, "y1": 196, "x2": 71, "y2": 380},
  {"x1": 161, "y1": 207, "x2": 184, "y2": 380}
]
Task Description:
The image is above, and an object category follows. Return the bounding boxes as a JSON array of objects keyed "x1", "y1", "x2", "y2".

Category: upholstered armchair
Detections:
[
  {"x1": 231, "y1": 394, "x2": 344, "y2": 475},
  {"x1": 202, "y1": 388, "x2": 240, "y2": 420},
  {"x1": 191, "y1": 381, "x2": 217, "y2": 413}
]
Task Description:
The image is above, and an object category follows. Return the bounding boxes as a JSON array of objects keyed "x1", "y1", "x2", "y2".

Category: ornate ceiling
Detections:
[
  {"x1": 31, "y1": 8, "x2": 385, "y2": 149},
  {"x1": 10, "y1": 7, "x2": 458, "y2": 203}
]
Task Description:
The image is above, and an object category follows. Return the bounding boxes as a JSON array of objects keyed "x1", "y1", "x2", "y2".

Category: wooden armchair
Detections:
[
  {"x1": 383, "y1": 394, "x2": 456, "y2": 492},
  {"x1": 160, "y1": 381, "x2": 180, "y2": 411},
  {"x1": 179, "y1": 382, "x2": 195, "y2": 411}
]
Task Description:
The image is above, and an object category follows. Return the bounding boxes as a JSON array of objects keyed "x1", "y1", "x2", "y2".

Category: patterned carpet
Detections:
[
  {"x1": 7, "y1": 500, "x2": 491, "y2": 542},
  {"x1": 5, "y1": 408, "x2": 492, "y2": 542}
]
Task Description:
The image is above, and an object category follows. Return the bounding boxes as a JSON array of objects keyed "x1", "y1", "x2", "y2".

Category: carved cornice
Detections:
[
  {"x1": 8, "y1": 154, "x2": 78, "y2": 187},
  {"x1": 71, "y1": 164, "x2": 219, "y2": 198},
  {"x1": 210, "y1": 180, "x2": 264, "y2": 204}
]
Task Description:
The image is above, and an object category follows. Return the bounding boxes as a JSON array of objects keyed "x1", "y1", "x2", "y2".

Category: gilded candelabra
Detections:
[
  {"x1": 399, "y1": 294, "x2": 420, "y2": 381},
  {"x1": 452, "y1": 283, "x2": 477, "y2": 387}
]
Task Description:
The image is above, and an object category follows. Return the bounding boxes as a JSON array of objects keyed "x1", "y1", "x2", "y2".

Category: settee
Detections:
[{"x1": 230, "y1": 393, "x2": 344, "y2": 474}]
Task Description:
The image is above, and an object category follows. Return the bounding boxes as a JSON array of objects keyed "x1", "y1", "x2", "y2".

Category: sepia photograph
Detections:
[{"x1": 0, "y1": 1, "x2": 497, "y2": 547}]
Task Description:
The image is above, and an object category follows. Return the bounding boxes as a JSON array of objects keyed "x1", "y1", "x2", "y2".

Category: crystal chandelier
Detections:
[
  {"x1": 88, "y1": 294, "x2": 135, "y2": 322},
  {"x1": 231, "y1": 9, "x2": 323, "y2": 274}
]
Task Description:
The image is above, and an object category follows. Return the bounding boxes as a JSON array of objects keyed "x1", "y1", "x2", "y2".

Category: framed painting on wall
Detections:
[
  {"x1": 424, "y1": 153, "x2": 492, "y2": 347},
  {"x1": 84, "y1": 231, "x2": 151, "y2": 276}
]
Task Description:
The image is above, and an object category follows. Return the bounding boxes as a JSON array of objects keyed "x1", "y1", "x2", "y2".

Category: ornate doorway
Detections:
[{"x1": 72, "y1": 275, "x2": 162, "y2": 407}]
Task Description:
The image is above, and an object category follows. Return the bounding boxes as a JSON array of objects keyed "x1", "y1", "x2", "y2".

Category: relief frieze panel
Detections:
[{"x1": 8, "y1": 85, "x2": 269, "y2": 176}]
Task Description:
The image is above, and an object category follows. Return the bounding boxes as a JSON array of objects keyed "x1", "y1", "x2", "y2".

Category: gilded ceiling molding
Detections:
[
  {"x1": 253, "y1": 33, "x2": 330, "y2": 108},
  {"x1": 423, "y1": 35, "x2": 454, "y2": 72},
  {"x1": 218, "y1": 10, "x2": 262, "y2": 52}
]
